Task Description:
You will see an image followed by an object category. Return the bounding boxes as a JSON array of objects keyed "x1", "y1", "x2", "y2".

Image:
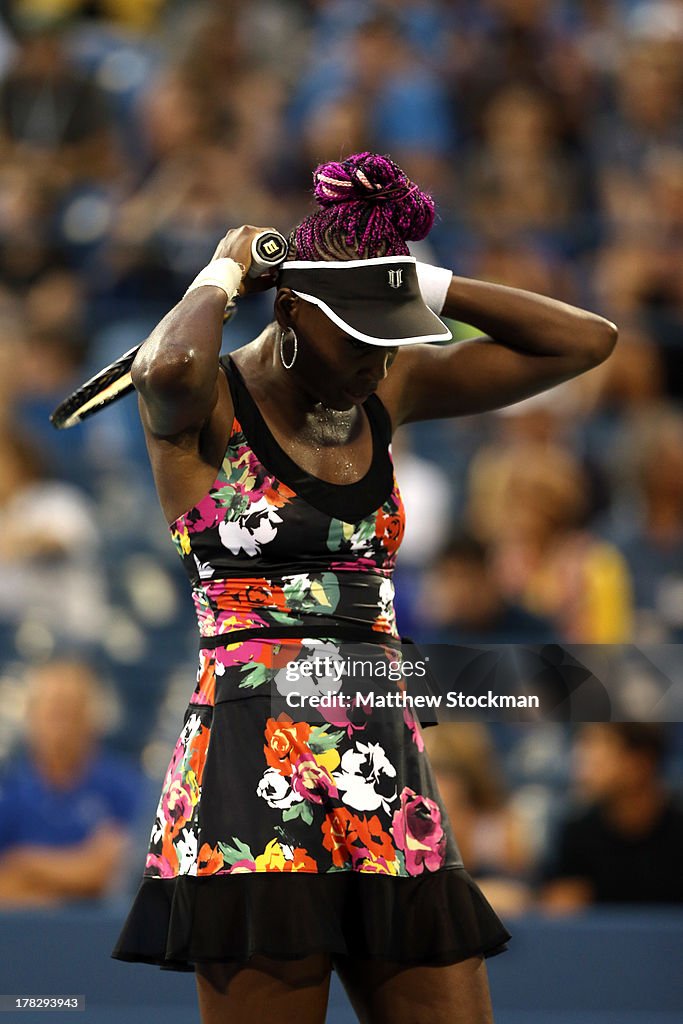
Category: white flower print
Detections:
[
  {"x1": 378, "y1": 577, "x2": 395, "y2": 619},
  {"x1": 274, "y1": 640, "x2": 344, "y2": 699},
  {"x1": 175, "y1": 828, "x2": 198, "y2": 875},
  {"x1": 218, "y1": 497, "x2": 282, "y2": 556},
  {"x1": 179, "y1": 712, "x2": 202, "y2": 750},
  {"x1": 334, "y1": 740, "x2": 398, "y2": 813},
  {"x1": 256, "y1": 767, "x2": 304, "y2": 809},
  {"x1": 194, "y1": 555, "x2": 214, "y2": 580},
  {"x1": 348, "y1": 530, "x2": 373, "y2": 554}
]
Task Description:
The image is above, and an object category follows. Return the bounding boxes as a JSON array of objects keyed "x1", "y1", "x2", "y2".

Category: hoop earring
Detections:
[{"x1": 279, "y1": 327, "x2": 298, "y2": 370}]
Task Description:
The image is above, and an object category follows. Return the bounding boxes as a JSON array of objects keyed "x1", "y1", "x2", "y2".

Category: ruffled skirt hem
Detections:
[{"x1": 111, "y1": 865, "x2": 511, "y2": 972}]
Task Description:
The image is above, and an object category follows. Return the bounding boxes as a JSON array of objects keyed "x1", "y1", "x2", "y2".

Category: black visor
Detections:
[{"x1": 278, "y1": 257, "x2": 452, "y2": 346}]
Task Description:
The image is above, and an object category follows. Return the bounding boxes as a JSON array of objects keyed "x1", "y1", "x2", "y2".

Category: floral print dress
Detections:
[{"x1": 112, "y1": 354, "x2": 510, "y2": 971}]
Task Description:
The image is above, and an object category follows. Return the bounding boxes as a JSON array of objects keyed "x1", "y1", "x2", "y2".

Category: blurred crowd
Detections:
[{"x1": 0, "y1": 0, "x2": 682, "y2": 910}]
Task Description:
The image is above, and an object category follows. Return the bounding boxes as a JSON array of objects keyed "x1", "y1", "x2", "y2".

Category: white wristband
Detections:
[
  {"x1": 185, "y1": 257, "x2": 243, "y2": 302},
  {"x1": 416, "y1": 261, "x2": 452, "y2": 315}
]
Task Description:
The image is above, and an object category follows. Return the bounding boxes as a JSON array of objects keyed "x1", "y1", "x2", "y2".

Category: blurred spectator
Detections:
[
  {"x1": 292, "y1": 10, "x2": 453, "y2": 191},
  {"x1": 134, "y1": 68, "x2": 225, "y2": 171},
  {"x1": 462, "y1": 83, "x2": 584, "y2": 253},
  {"x1": 610, "y1": 403, "x2": 683, "y2": 640},
  {"x1": 591, "y1": 12, "x2": 683, "y2": 184},
  {"x1": 390, "y1": 427, "x2": 454, "y2": 636},
  {"x1": 586, "y1": 323, "x2": 665, "y2": 410},
  {"x1": 0, "y1": 301, "x2": 28, "y2": 429},
  {"x1": 424, "y1": 722, "x2": 534, "y2": 915},
  {"x1": 0, "y1": 657, "x2": 141, "y2": 906},
  {"x1": 594, "y1": 148, "x2": 683, "y2": 338},
  {"x1": 18, "y1": 325, "x2": 87, "y2": 407},
  {"x1": 24, "y1": 266, "x2": 87, "y2": 337},
  {"x1": 467, "y1": 237, "x2": 576, "y2": 305},
  {"x1": 416, "y1": 530, "x2": 554, "y2": 644},
  {"x1": 0, "y1": 19, "x2": 119, "y2": 188},
  {"x1": 9, "y1": 1, "x2": 168, "y2": 32},
  {"x1": 467, "y1": 441, "x2": 634, "y2": 642},
  {"x1": 540, "y1": 723, "x2": 683, "y2": 909},
  {"x1": 0, "y1": 429, "x2": 107, "y2": 641},
  {"x1": 0, "y1": 158, "x2": 57, "y2": 288},
  {"x1": 297, "y1": 93, "x2": 370, "y2": 189}
]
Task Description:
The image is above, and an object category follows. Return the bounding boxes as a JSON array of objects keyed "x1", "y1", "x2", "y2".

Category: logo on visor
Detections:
[{"x1": 387, "y1": 269, "x2": 403, "y2": 289}]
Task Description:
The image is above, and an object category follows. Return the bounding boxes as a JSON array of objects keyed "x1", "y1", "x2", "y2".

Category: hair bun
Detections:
[{"x1": 312, "y1": 152, "x2": 435, "y2": 243}]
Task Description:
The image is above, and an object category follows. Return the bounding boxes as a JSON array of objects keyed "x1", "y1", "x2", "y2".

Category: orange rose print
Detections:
[
  {"x1": 375, "y1": 509, "x2": 404, "y2": 555},
  {"x1": 263, "y1": 482, "x2": 296, "y2": 508},
  {"x1": 321, "y1": 808, "x2": 358, "y2": 867},
  {"x1": 264, "y1": 714, "x2": 312, "y2": 777},
  {"x1": 355, "y1": 814, "x2": 395, "y2": 861},
  {"x1": 188, "y1": 723, "x2": 210, "y2": 779},
  {"x1": 198, "y1": 843, "x2": 224, "y2": 875}
]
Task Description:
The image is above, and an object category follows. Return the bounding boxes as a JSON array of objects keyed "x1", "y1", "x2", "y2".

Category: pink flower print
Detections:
[
  {"x1": 330, "y1": 557, "x2": 378, "y2": 572},
  {"x1": 316, "y1": 699, "x2": 370, "y2": 736},
  {"x1": 403, "y1": 707, "x2": 425, "y2": 751},
  {"x1": 145, "y1": 853, "x2": 176, "y2": 878},
  {"x1": 229, "y1": 859, "x2": 257, "y2": 873},
  {"x1": 162, "y1": 775, "x2": 194, "y2": 831},
  {"x1": 165, "y1": 736, "x2": 185, "y2": 784},
  {"x1": 185, "y1": 497, "x2": 226, "y2": 535},
  {"x1": 392, "y1": 786, "x2": 446, "y2": 875},
  {"x1": 290, "y1": 753, "x2": 339, "y2": 804},
  {"x1": 213, "y1": 638, "x2": 271, "y2": 670},
  {"x1": 350, "y1": 847, "x2": 399, "y2": 874}
]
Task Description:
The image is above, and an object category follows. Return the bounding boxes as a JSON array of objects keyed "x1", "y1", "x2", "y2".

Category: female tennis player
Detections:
[{"x1": 111, "y1": 152, "x2": 617, "y2": 1024}]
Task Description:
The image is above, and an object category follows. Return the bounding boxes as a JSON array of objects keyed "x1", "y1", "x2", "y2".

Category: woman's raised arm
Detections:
[
  {"x1": 380, "y1": 275, "x2": 618, "y2": 427},
  {"x1": 132, "y1": 226, "x2": 273, "y2": 437}
]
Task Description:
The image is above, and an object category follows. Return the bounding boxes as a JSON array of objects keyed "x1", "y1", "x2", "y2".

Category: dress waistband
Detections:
[
  {"x1": 198, "y1": 623, "x2": 401, "y2": 650},
  {"x1": 196, "y1": 625, "x2": 439, "y2": 728}
]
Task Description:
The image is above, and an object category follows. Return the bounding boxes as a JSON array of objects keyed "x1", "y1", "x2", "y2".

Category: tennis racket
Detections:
[{"x1": 50, "y1": 229, "x2": 289, "y2": 429}]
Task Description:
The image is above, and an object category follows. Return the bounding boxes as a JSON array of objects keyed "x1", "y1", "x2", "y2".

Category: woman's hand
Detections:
[{"x1": 211, "y1": 224, "x2": 281, "y2": 296}]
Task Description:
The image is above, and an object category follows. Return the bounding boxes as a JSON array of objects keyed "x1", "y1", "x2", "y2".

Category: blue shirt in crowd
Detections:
[{"x1": 0, "y1": 752, "x2": 141, "y2": 853}]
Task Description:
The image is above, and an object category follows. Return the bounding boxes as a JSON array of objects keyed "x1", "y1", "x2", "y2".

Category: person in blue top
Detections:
[{"x1": 0, "y1": 657, "x2": 141, "y2": 906}]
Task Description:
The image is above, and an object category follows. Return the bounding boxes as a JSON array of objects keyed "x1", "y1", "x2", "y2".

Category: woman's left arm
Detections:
[{"x1": 382, "y1": 275, "x2": 617, "y2": 426}]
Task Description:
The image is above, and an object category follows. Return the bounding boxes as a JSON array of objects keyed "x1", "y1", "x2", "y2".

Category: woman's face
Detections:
[{"x1": 278, "y1": 291, "x2": 399, "y2": 410}]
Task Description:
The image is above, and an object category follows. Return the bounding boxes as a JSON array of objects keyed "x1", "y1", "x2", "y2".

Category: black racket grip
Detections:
[
  {"x1": 248, "y1": 230, "x2": 288, "y2": 276},
  {"x1": 222, "y1": 229, "x2": 287, "y2": 321}
]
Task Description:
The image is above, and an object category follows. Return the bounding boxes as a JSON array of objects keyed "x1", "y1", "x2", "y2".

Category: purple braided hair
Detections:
[{"x1": 289, "y1": 152, "x2": 435, "y2": 261}]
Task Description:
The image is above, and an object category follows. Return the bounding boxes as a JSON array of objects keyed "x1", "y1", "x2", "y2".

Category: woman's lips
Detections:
[{"x1": 346, "y1": 383, "x2": 378, "y2": 401}]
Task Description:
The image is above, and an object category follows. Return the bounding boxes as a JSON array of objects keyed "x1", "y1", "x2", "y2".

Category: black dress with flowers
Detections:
[{"x1": 111, "y1": 355, "x2": 510, "y2": 971}]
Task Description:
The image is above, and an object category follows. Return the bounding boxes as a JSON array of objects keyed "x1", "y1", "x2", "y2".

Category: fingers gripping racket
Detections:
[{"x1": 50, "y1": 230, "x2": 289, "y2": 429}]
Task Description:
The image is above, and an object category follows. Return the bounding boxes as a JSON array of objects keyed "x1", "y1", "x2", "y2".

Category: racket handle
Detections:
[
  {"x1": 248, "y1": 230, "x2": 288, "y2": 277},
  {"x1": 223, "y1": 229, "x2": 288, "y2": 323}
]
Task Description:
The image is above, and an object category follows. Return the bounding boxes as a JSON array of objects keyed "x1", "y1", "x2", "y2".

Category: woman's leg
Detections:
[
  {"x1": 196, "y1": 953, "x2": 332, "y2": 1024},
  {"x1": 332, "y1": 953, "x2": 495, "y2": 1024}
]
